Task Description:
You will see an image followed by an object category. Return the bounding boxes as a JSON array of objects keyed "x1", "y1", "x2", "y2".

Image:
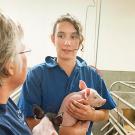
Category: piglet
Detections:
[
  {"x1": 32, "y1": 116, "x2": 58, "y2": 135},
  {"x1": 59, "y1": 80, "x2": 106, "y2": 127},
  {"x1": 32, "y1": 80, "x2": 106, "y2": 134},
  {"x1": 32, "y1": 104, "x2": 62, "y2": 135}
]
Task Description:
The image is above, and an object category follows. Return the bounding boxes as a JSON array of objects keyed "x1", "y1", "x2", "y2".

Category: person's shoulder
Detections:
[
  {"x1": 76, "y1": 56, "x2": 88, "y2": 68},
  {"x1": 26, "y1": 56, "x2": 57, "y2": 79},
  {"x1": 0, "y1": 124, "x2": 14, "y2": 135},
  {"x1": 89, "y1": 65, "x2": 103, "y2": 77},
  {"x1": 76, "y1": 56, "x2": 102, "y2": 76},
  {"x1": 76, "y1": 56, "x2": 96, "y2": 70},
  {"x1": 30, "y1": 56, "x2": 57, "y2": 71},
  {"x1": 0, "y1": 107, "x2": 14, "y2": 135}
]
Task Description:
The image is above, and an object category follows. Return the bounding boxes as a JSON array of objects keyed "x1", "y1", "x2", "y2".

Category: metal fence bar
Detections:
[
  {"x1": 111, "y1": 92, "x2": 135, "y2": 110},
  {"x1": 113, "y1": 108, "x2": 135, "y2": 130},
  {"x1": 101, "y1": 81, "x2": 135, "y2": 135},
  {"x1": 110, "y1": 81, "x2": 135, "y2": 90},
  {"x1": 109, "y1": 118, "x2": 125, "y2": 135},
  {"x1": 109, "y1": 113, "x2": 128, "y2": 135}
]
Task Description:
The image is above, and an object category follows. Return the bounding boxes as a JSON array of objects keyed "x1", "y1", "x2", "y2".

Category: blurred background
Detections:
[{"x1": 0, "y1": 0, "x2": 135, "y2": 71}]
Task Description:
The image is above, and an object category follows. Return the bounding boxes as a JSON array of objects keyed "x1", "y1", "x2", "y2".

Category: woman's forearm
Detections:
[
  {"x1": 59, "y1": 121, "x2": 88, "y2": 135},
  {"x1": 91, "y1": 109, "x2": 109, "y2": 122}
]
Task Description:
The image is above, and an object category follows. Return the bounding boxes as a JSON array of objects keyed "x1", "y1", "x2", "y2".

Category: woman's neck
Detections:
[{"x1": 57, "y1": 58, "x2": 76, "y2": 76}]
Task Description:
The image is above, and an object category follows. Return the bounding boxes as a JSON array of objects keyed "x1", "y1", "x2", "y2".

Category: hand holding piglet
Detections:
[{"x1": 59, "y1": 80, "x2": 106, "y2": 127}]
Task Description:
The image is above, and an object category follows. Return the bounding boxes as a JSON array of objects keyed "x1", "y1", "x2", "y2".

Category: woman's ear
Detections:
[{"x1": 51, "y1": 35, "x2": 55, "y2": 44}]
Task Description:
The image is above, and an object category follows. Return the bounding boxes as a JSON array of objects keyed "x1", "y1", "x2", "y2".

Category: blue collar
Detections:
[{"x1": 44, "y1": 56, "x2": 87, "y2": 68}]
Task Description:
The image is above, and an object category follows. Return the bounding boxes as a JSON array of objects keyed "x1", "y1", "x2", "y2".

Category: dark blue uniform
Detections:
[
  {"x1": 18, "y1": 56, "x2": 116, "y2": 135},
  {"x1": 0, "y1": 98, "x2": 31, "y2": 135}
]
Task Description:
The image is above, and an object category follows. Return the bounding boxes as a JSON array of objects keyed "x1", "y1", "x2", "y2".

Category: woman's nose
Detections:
[{"x1": 64, "y1": 40, "x2": 71, "y2": 46}]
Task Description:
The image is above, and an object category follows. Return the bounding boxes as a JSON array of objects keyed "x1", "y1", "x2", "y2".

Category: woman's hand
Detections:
[
  {"x1": 67, "y1": 98, "x2": 95, "y2": 121},
  {"x1": 59, "y1": 120, "x2": 89, "y2": 135}
]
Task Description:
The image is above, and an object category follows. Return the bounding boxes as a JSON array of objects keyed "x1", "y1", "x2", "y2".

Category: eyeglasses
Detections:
[{"x1": 18, "y1": 49, "x2": 32, "y2": 54}]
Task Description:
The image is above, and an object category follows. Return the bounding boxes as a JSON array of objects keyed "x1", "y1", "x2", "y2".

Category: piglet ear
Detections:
[
  {"x1": 86, "y1": 88, "x2": 90, "y2": 97},
  {"x1": 82, "y1": 88, "x2": 90, "y2": 99},
  {"x1": 33, "y1": 104, "x2": 45, "y2": 119},
  {"x1": 79, "y1": 80, "x2": 87, "y2": 90}
]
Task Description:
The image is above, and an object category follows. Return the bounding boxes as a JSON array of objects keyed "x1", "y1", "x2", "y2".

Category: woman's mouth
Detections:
[{"x1": 62, "y1": 49, "x2": 73, "y2": 53}]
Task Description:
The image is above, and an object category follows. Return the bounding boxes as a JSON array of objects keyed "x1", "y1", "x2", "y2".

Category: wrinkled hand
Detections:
[
  {"x1": 32, "y1": 116, "x2": 58, "y2": 135},
  {"x1": 67, "y1": 98, "x2": 95, "y2": 121}
]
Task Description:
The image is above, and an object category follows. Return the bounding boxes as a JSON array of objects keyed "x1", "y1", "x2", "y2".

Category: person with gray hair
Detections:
[{"x1": 0, "y1": 11, "x2": 32, "y2": 135}]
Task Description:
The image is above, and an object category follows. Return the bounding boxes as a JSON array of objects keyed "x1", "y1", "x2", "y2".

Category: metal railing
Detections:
[
  {"x1": 101, "y1": 81, "x2": 135, "y2": 135},
  {"x1": 110, "y1": 81, "x2": 135, "y2": 91}
]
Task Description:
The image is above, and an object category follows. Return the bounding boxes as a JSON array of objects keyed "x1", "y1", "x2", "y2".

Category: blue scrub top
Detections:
[
  {"x1": 0, "y1": 98, "x2": 31, "y2": 135},
  {"x1": 18, "y1": 56, "x2": 116, "y2": 135}
]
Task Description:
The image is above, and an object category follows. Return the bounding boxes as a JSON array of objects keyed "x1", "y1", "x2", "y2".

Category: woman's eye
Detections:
[
  {"x1": 71, "y1": 36, "x2": 75, "y2": 39},
  {"x1": 57, "y1": 34, "x2": 64, "y2": 39},
  {"x1": 71, "y1": 34, "x2": 79, "y2": 39}
]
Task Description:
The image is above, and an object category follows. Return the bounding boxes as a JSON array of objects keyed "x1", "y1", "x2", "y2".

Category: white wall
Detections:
[
  {"x1": 0, "y1": 0, "x2": 135, "y2": 71},
  {"x1": 0, "y1": 0, "x2": 91, "y2": 66},
  {"x1": 96, "y1": 0, "x2": 135, "y2": 71}
]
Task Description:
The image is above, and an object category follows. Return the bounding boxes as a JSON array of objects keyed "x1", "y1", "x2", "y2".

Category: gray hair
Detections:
[{"x1": 0, "y1": 12, "x2": 23, "y2": 86}]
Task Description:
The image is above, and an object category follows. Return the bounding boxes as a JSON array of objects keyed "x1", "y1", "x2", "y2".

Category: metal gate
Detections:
[{"x1": 100, "y1": 81, "x2": 135, "y2": 135}]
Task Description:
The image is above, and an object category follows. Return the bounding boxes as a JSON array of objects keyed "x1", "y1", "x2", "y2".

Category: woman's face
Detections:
[{"x1": 51, "y1": 21, "x2": 80, "y2": 61}]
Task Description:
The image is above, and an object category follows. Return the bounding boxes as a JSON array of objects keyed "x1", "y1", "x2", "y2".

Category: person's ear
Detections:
[
  {"x1": 6, "y1": 60, "x2": 16, "y2": 76},
  {"x1": 51, "y1": 35, "x2": 55, "y2": 44}
]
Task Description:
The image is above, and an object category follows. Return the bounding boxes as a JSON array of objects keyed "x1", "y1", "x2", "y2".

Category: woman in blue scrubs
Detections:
[{"x1": 18, "y1": 14, "x2": 116, "y2": 135}]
